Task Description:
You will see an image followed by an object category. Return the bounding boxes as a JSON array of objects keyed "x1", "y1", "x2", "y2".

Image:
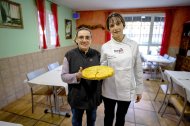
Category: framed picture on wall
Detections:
[
  {"x1": 65, "y1": 19, "x2": 72, "y2": 39},
  {"x1": 0, "y1": 0, "x2": 23, "y2": 29}
]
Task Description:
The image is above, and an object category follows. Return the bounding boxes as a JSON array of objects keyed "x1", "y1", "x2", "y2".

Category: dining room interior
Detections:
[{"x1": 0, "y1": 0, "x2": 190, "y2": 126}]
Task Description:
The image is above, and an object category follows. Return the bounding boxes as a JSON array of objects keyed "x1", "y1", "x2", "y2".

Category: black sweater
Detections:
[{"x1": 65, "y1": 48, "x2": 102, "y2": 109}]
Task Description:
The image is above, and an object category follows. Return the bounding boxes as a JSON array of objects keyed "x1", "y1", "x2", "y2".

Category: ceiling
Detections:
[{"x1": 52, "y1": 0, "x2": 190, "y2": 11}]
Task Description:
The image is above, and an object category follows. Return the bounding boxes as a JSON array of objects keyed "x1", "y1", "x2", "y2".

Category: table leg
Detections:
[{"x1": 44, "y1": 86, "x2": 70, "y2": 117}]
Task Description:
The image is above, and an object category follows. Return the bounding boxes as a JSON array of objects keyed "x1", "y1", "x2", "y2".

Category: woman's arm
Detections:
[{"x1": 134, "y1": 46, "x2": 144, "y2": 95}]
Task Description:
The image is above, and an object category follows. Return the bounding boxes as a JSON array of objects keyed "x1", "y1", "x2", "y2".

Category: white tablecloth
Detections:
[
  {"x1": 0, "y1": 121, "x2": 23, "y2": 126},
  {"x1": 142, "y1": 55, "x2": 171, "y2": 64},
  {"x1": 28, "y1": 66, "x2": 68, "y2": 94},
  {"x1": 27, "y1": 65, "x2": 69, "y2": 115},
  {"x1": 164, "y1": 70, "x2": 190, "y2": 102}
]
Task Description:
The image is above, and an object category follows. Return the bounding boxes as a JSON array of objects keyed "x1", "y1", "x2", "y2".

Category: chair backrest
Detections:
[
  {"x1": 168, "y1": 56, "x2": 176, "y2": 63},
  {"x1": 26, "y1": 68, "x2": 46, "y2": 81},
  {"x1": 163, "y1": 54, "x2": 169, "y2": 59},
  {"x1": 167, "y1": 56, "x2": 176, "y2": 70},
  {"x1": 170, "y1": 77, "x2": 186, "y2": 99},
  {"x1": 159, "y1": 66, "x2": 168, "y2": 82},
  {"x1": 140, "y1": 54, "x2": 147, "y2": 65},
  {"x1": 48, "y1": 62, "x2": 59, "y2": 71}
]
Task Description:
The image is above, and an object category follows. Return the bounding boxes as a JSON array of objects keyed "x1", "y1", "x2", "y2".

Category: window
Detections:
[
  {"x1": 38, "y1": 10, "x2": 56, "y2": 49},
  {"x1": 123, "y1": 13, "x2": 165, "y2": 55}
]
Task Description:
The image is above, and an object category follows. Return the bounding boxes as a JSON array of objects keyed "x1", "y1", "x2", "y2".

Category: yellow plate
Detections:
[{"x1": 82, "y1": 65, "x2": 114, "y2": 80}]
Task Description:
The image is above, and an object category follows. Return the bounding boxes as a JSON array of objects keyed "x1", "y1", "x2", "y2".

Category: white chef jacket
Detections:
[{"x1": 100, "y1": 36, "x2": 143, "y2": 101}]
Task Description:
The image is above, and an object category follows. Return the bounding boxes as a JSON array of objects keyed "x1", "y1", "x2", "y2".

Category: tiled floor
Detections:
[{"x1": 0, "y1": 74, "x2": 190, "y2": 126}]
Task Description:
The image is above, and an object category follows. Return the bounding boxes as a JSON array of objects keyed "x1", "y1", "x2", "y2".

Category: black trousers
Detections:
[{"x1": 102, "y1": 96, "x2": 131, "y2": 126}]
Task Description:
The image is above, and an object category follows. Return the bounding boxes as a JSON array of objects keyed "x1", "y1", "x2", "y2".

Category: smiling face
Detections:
[
  {"x1": 75, "y1": 29, "x2": 92, "y2": 52},
  {"x1": 106, "y1": 13, "x2": 126, "y2": 42},
  {"x1": 108, "y1": 17, "x2": 125, "y2": 41}
]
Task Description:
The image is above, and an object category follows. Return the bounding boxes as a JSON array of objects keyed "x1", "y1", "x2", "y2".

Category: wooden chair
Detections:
[
  {"x1": 26, "y1": 68, "x2": 53, "y2": 115},
  {"x1": 154, "y1": 66, "x2": 172, "y2": 113},
  {"x1": 161, "y1": 77, "x2": 190, "y2": 126}
]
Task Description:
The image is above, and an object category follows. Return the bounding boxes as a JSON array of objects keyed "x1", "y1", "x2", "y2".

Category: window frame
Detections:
[{"x1": 122, "y1": 13, "x2": 165, "y2": 55}]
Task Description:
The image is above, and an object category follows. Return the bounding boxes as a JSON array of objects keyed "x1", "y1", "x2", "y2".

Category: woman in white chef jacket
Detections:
[{"x1": 100, "y1": 12, "x2": 144, "y2": 126}]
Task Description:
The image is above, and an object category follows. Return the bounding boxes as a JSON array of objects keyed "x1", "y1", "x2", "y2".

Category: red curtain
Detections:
[
  {"x1": 105, "y1": 12, "x2": 111, "y2": 42},
  {"x1": 160, "y1": 10, "x2": 173, "y2": 55},
  {"x1": 51, "y1": 3, "x2": 60, "y2": 47},
  {"x1": 36, "y1": 0, "x2": 47, "y2": 49}
]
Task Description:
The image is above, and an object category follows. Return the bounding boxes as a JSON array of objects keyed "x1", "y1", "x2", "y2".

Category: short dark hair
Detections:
[
  {"x1": 76, "y1": 27, "x2": 92, "y2": 37},
  {"x1": 74, "y1": 27, "x2": 92, "y2": 43},
  {"x1": 106, "y1": 12, "x2": 125, "y2": 31}
]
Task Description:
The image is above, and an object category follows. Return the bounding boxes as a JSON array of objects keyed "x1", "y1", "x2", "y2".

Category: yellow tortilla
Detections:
[{"x1": 82, "y1": 66, "x2": 114, "y2": 80}]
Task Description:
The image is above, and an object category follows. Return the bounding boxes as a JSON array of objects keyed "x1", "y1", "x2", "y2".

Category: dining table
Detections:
[
  {"x1": 28, "y1": 65, "x2": 70, "y2": 117},
  {"x1": 164, "y1": 70, "x2": 190, "y2": 102},
  {"x1": 142, "y1": 55, "x2": 171, "y2": 64},
  {"x1": 142, "y1": 54, "x2": 172, "y2": 80},
  {"x1": 0, "y1": 121, "x2": 23, "y2": 126}
]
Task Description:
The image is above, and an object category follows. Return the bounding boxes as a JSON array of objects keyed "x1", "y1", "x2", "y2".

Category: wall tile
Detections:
[
  {"x1": 18, "y1": 55, "x2": 26, "y2": 65},
  {"x1": 2, "y1": 73, "x2": 17, "y2": 98},
  {"x1": 33, "y1": 54, "x2": 39, "y2": 64},
  {"x1": 15, "y1": 84, "x2": 24, "y2": 93},
  {"x1": 168, "y1": 47, "x2": 179, "y2": 57},
  {"x1": 24, "y1": 54, "x2": 33, "y2": 65},
  {"x1": 0, "y1": 99, "x2": 7, "y2": 108},
  {"x1": 0, "y1": 74, "x2": 5, "y2": 100},
  {"x1": 0, "y1": 84, "x2": 6, "y2": 100},
  {"x1": 20, "y1": 73, "x2": 27, "y2": 83},
  {"x1": 13, "y1": 76, "x2": 22, "y2": 87},
  {"x1": 2, "y1": 75, "x2": 13, "y2": 86},
  {"x1": 0, "y1": 72, "x2": 3, "y2": 86},
  {"x1": 9, "y1": 57, "x2": 18, "y2": 68},
  {"x1": 11, "y1": 67, "x2": 20, "y2": 77},
  {"x1": 33, "y1": 62, "x2": 39, "y2": 70},
  {"x1": 1, "y1": 70, "x2": 11, "y2": 79},
  {"x1": 15, "y1": 88, "x2": 25, "y2": 99},
  {"x1": 6, "y1": 94, "x2": 17, "y2": 104},
  {"x1": 26, "y1": 63, "x2": 34, "y2": 73},
  {"x1": 19, "y1": 65, "x2": 27, "y2": 73},
  {"x1": 0, "y1": 46, "x2": 75, "y2": 109},
  {"x1": 24, "y1": 85, "x2": 30, "y2": 95},
  {"x1": 0, "y1": 58, "x2": 9, "y2": 71},
  {"x1": 38, "y1": 52, "x2": 43, "y2": 61}
]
